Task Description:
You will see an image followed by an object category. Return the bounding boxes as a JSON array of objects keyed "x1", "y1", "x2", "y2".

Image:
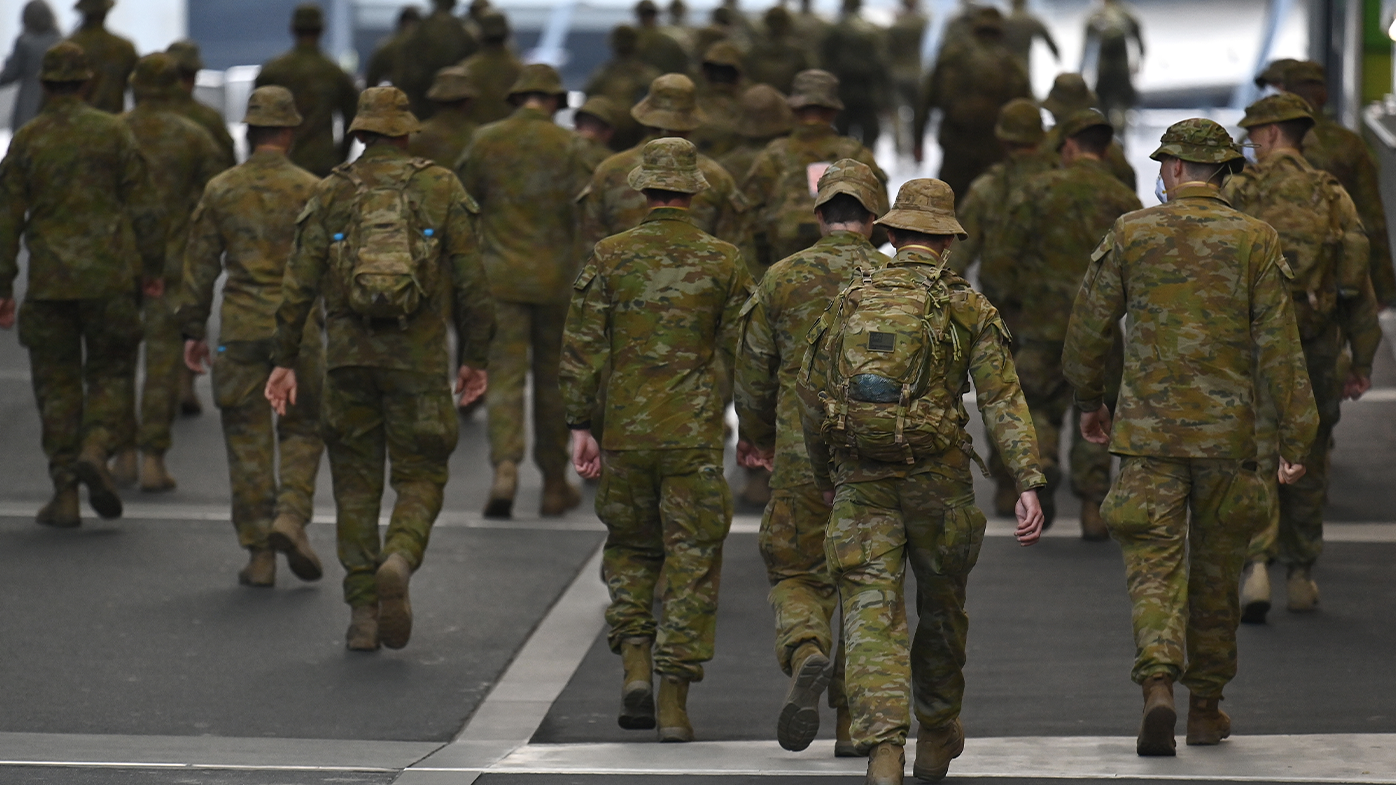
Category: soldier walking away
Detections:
[
  {"x1": 1003, "y1": 0, "x2": 1059, "y2": 81},
  {"x1": 1039, "y1": 72, "x2": 1135, "y2": 190},
  {"x1": 798, "y1": 178, "x2": 1045, "y2": 784},
  {"x1": 1, "y1": 1, "x2": 62, "y2": 131},
  {"x1": 790, "y1": 0, "x2": 832, "y2": 70},
  {"x1": 716, "y1": 84, "x2": 793, "y2": 182},
  {"x1": 66, "y1": 0, "x2": 135, "y2": 114},
  {"x1": 574, "y1": 96, "x2": 622, "y2": 168},
  {"x1": 999, "y1": 109, "x2": 1139, "y2": 537},
  {"x1": 458, "y1": 11, "x2": 522, "y2": 127},
  {"x1": 457, "y1": 64, "x2": 590, "y2": 519},
  {"x1": 664, "y1": 0, "x2": 697, "y2": 58},
  {"x1": 165, "y1": 40, "x2": 237, "y2": 170},
  {"x1": 1082, "y1": 0, "x2": 1144, "y2": 129},
  {"x1": 265, "y1": 87, "x2": 495, "y2": 651},
  {"x1": 255, "y1": 3, "x2": 361, "y2": 178},
  {"x1": 634, "y1": 0, "x2": 690, "y2": 76},
  {"x1": 394, "y1": 0, "x2": 478, "y2": 120},
  {"x1": 735, "y1": 158, "x2": 889, "y2": 757},
  {"x1": 820, "y1": 0, "x2": 890, "y2": 149},
  {"x1": 1063, "y1": 118, "x2": 1318, "y2": 756},
  {"x1": 0, "y1": 41, "x2": 166, "y2": 527},
  {"x1": 562, "y1": 137, "x2": 752, "y2": 742},
  {"x1": 693, "y1": 41, "x2": 746, "y2": 158},
  {"x1": 887, "y1": 0, "x2": 928, "y2": 156},
  {"x1": 407, "y1": 66, "x2": 477, "y2": 168},
  {"x1": 585, "y1": 25, "x2": 662, "y2": 155},
  {"x1": 366, "y1": 5, "x2": 421, "y2": 88},
  {"x1": 177, "y1": 86, "x2": 327, "y2": 588},
  {"x1": 744, "y1": 6, "x2": 809, "y2": 96},
  {"x1": 1224, "y1": 93, "x2": 1379, "y2": 622}
]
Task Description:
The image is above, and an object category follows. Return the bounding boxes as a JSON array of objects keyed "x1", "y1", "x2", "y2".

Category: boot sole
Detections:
[
  {"x1": 75, "y1": 459, "x2": 122, "y2": 519},
  {"x1": 1137, "y1": 703, "x2": 1177, "y2": 756},
  {"x1": 1240, "y1": 599, "x2": 1270, "y2": 624},
  {"x1": 36, "y1": 505, "x2": 81, "y2": 528},
  {"x1": 1186, "y1": 716, "x2": 1231, "y2": 746},
  {"x1": 834, "y1": 741, "x2": 861, "y2": 758},
  {"x1": 377, "y1": 557, "x2": 412, "y2": 650},
  {"x1": 483, "y1": 498, "x2": 514, "y2": 520},
  {"x1": 658, "y1": 726, "x2": 693, "y2": 743},
  {"x1": 618, "y1": 682, "x2": 655, "y2": 730},
  {"x1": 777, "y1": 653, "x2": 831, "y2": 751},
  {"x1": 269, "y1": 528, "x2": 324, "y2": 582},
  {"x1": 912, "y1": 727, "x2": 964, "y2": 781}
]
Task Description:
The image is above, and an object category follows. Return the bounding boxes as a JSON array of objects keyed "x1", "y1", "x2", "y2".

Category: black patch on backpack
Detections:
[{"x1": 868, "y1": 332, "x2": 896, "y2": 352}]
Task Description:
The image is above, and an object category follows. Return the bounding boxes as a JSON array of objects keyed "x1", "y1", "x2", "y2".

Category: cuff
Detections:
[
  {"x1": 568, "y1": 421, "x2": 592, "y2": 431},
  {"x1": 1074, "y1": 395, "x2": 1105, "y2": 413}
]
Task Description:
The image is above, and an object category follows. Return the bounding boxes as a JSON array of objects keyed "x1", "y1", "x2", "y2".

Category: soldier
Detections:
[
  {"x1": 407, "y1": 66, "x2": 477, "y2": 168},
  {"x1": 265, "y1": 87, "x2": 496, "y2": 651},
  {"x1": 1224, "y1": 93, "x2": 1379, "y2": 620},
  {"x1": 1003, "y1": 0, "x2": 1059, "y2": 80},
  {"x1": 716, "y1": 83, "x2": 793, "y2": 182},
  {"x1": 820, "y1": 0, "x2": 890, "y2": 148},
  {"x1": 118, "y1": 53, "x2": 224, "y2": 493},
  {"x1": 0, "y1": 41, "x2": 165, "y2": 526},
  {"x1": 1063, "y1": 118, "x2": 1318, "y2": 756},
  {"x1": 1040, "y1": 72, "x2": 1136, "y2": 190},
  {"x1": 1252, "y1": 57, "x2": 1299, "y2": 93},
  {"x1": 798, "y1": 178, "x2": 1045, "y2": 784},
  {"x1": 255, "y1": 3, "x2": 361, "y2": 178},
  {"x1": 664, "y1": 0, "x2": 697, "y2": 58},
  {"x1": 735, "y1": 158, "x2": 888, "y2": 756},
  {"x1": 1284, "y1": 60, "x2": 1396, "y2": 306},
  {"x1": 395, "y1": 0, "x2": 478, "y2": 120},
  {"x1": 464, "y1": 0, "x2": 493, "y2": 40},
  {"x1": 691, "y1": 6, "x2": 737, "y2": 67},
  {"x1": 915, "y1": 7, "x2": 1031, "y2": 200},
  {"x1": 693, "y1": 41, "x2": 746, "y2": 158},
  {"x1": 459, "y1": 11, "x2": 522, "y2": 127},
  {"x1": 457, "y1": 65, "x2": 590, "y2": 519},
  {"x1": 887, "y1": 0, "x2": 928, "y2": 156},
  {"x1": 744, "y1": 6, "x2": 809, "y2": 95},
  {"x1": 165, "y1": 40, "x2": 237, "y2": 170},
  {"x1": 585, "y1": 25, "x2": 661, "y2": 154},
  {"x1": 574, "y1": 96, "x2": 621, "y2": 167},
  {"x1": 940, "y1": 0, "x2": 986, "y2": 49},
  {"x1": 740, "y1": 69, "x2": 887, "y2": 273},
  {"x1": 177, "y1": 86, "x2": 326, "y2": 587},
  {"x1": 790, "y1": 0, "x2": 832, "y2": 69},
  {"x1": 561, "y1": 136, "x2": 752, "y2": 742},
  {"x1": 366, "y1": 6, "x2": 421, "y2": 88},
  {"x1": 999, "y1": 109, "x2": 1140, "y2": 537},
  {"x1": 66, "y1": 0, "x2": 135, "y2": 114},
  {"x1": 1082, "y1": 0, "x2": 1144, "y2": 127},
  {"x1": 635, "y1": 0, "x2": 690, "y2": 76}
]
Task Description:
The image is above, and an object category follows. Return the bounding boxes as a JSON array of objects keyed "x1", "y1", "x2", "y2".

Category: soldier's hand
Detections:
[
  {"x1": 264, "y1": 366, "x2": 298, "y2": 417},
  {"x1": 1080, "y1": 404, "x2": 1112, "y2": 445},
  {"x1": 571, "y1": 428, "x2": 601, "y2": 479},
  {"x1": 0, "y1": 298, "x2": 14, "y2": 329},
  {"x1": 821, "y1": 490, "x2": 835, "y2": 507},
  {"x1": 1014, "y1": 490, "x2": 1045, "y2": 546},
  {"x1": 184, "y1": 339, "x2": 212, "y2": 374},
  {"x1": 142, "y1": 277, "x2": 165, "y2": 299},
  {"x1": 736, "y1": 440, "x2": 773, "y2": 470},
  {"x1": 1278, "y1": 459, "x2": 1306, "y2": 485},
  {"x1": 456, "y1": 365, "x2": 488, "y2": 407},
  {"x1": 1344, "y1": 371, "x2": 1372, "y2": 400}
]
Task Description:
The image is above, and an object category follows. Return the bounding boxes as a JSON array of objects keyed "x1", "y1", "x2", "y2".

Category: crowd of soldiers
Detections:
[{"x1": 0, "y1": 0, "x2": 1388, "y2": 783}]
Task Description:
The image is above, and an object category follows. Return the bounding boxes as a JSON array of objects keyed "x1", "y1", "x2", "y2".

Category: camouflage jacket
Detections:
[
  {"x1": 798, "y1": 245, "x2": 1045, "y2": 491},
  {"x1": 408, "y1": 107, "x2": 478, "y2": 169},
  {"x1": 1000, "y1": 156, "x2": 1142, "y2": 341},
  {"x1": 67, "y1": 25, "x2": 136, "y2": 113},
  {"x1": 636, "y1": 26, "x2": 690, "y2": 76},
  {"x1": 459, "y1": 44, "x2": 523, "y2": 127},
  {"x1": 0, "y1": 94, "x2": 165, "y2": 300},
  {"x1": 177, "y1": 149, "x2": 321, "y2": 343},
  {"x1": 916, "y1": 41, "x2": 1030, "y2": 141},
  {"x1": 1003, "y1": 10, "x2": 1056, "y2": 69},
  {"x1": 561, "y1": 206, "x2": 752, "y2": 450},
  {"x1": 1062, "y1": 183, "x2": 1319, "y2": 463},
  {"x1": 273, "y1": 143, "x2": 496, "y2": 375},
  {"x1": 1222, "y1": 148, "x2": 1380, "y2": 374},
  {"x1": 717, "y1": 137, "x2": 769, "y2": 183},
  {"x1": 394, "y1": 10, "x2": 478, "y2": 119},
  {"x1": 948, "y1": 147, "x2": 1054, "y2": 298},
  {"x1": 887, "y1": 11, "x2": 928, "y2": 82},
  {"x1": 693, "y1": 81, "x2": 743, "y2": 158},
  {"x1": 170, "y1": 91, "x2": 238, "y2": 169},
  {"x1": 583, "y1": 57, "x2": 660, "y2": 151},
  {"x1": 744, "y1": 39, "x2": 809, "y2": 95},
  {"x1": 255, "y1": 44, "x2": 360, "y2": 178},
  {"x1": 735, "y1": 230, "x2": 890, "y2": 488},
  {"x1": 456, "y1": 106, "x2": 591, "y2": 305},
  {"x1": 820, "y1": 15, "x2": 891, "y2": 104},
  {"x1": 1040, "y1": 127, "x2": 1137, "y2": 191},
  {"x1": 1304, "y1": 114, "x2": 1396, "y2": 306}
]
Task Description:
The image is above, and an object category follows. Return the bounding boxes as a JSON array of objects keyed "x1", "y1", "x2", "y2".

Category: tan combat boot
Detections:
[
  {"x1": 109, "y1": 448, "x2": 138, "y2": 488},
  {"x1": 1240, "y1": 560, "x2": 1271, "y2": 624},
  {"x1": 483, "y1": 460, "x2": 518, "y2": 519},
  {"x1": 835, "y1": 704, "x2": 859, "y2": 757},
  {"x1": 657, "y1": 674, "x2": 693, "y2": 742},
  {"x1": 778, "y1": 641, "x2": 831, "y2": 751},
  {"x1": 75, "y1": 443, "x2": 122, "y2": 519},
  {"x1": 36, "y1": 485, "x2": 81, "y2": 528},
  {"x1": 268, "y1": 513, "x2": 323, "y2": 581},
  {"x1": 540, "y1": 473, "x2": 581, "y2": 517},
  {"x1": 376, "y1": 552, "x2": 414, "y2": 649},
  {"x1": 865, "y1": 742, "x2": 904, "y2": 785},
  {"x1": 1185, "y1": 694, "x2": 1231, "y2": 746},
  {"x1": 1080, "y1": 498, "x2": 1109, "y2": 541},
  {"x1": 1287, "y1": 565, "x2": 1319, "y2": 612},
  {"x1": 238, "y1": 547, "x2": 276, "y2": 587},
  {"x1": 1137, "y1": 672, "x2": 1177, "y2": 756},
  {"x1": 139, "y1": 452, "x2": 177, "y2": 493},
  {"x1": 346, "y1": 605, "x2": 380, "y2": 651},
  {"x1": 913, "y1": 719, "x2": 964, "y2": 781},
  {"x1": 618, "y1": 637, "x2": 655, "y2": 729},
  {"x1": 179, "y1": 365, "x2": 202, "y2": 416}
]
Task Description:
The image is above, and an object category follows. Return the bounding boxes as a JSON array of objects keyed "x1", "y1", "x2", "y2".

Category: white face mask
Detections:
[{"x1": 1154, "y1": 175, "x2": 1168, "y2": 204}]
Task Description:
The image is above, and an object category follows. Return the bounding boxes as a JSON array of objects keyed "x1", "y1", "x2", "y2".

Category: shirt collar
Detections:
[
  {"x1": 1170, "y1": 181, "x2": 1231, "y2": 205},
  {"x1": 642, "y1": 206, "x2": 695, "y2": 225},
  {"x1": 888, "y1": 244, "x2": 945, "y2": 267},
  {"x1": 359, "y1": 143, "x2": 409, "y2": 162}
]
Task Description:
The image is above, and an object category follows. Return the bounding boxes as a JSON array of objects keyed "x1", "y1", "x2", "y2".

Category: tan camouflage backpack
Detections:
[{"x1": 334, "y1": 159, "x2": 441, "y2": 325}]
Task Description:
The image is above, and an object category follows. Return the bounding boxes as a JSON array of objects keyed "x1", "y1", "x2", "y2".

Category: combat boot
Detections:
[
  {"x1": 1080, "y1": 498, "x2": 1109, "y2": 541},
  {"x1": 740, "y1": 466, "x2": 772, "y2": 510},
  {"x1": 865, "y1": 742, "x2": 904, "y2": 785},
  {"x1": 483, "y1": 460, "x2": 517, "y2": 519},
  {"x1": 376, "y1": 552, "x2": 414, "y2": 649},
  {"x1": 618, "y1": 637, "x2": 655, "y2": 729},
  {"x1": 778, "y1": 641, "x2": 831, "y2": 751},
  {"x1": 1185, "y1": 694, "x2": 1231, "y2": 746},
  {"x1": 139, "y1": 452, "x2": 177, "y2": 493},
  {"x1": 238, "y1": 547, "x2": 276, "y2": 587},
  {"x1": 656, "y1": 674, "x2": 693, "y2": 742},
  {"x1": 1136, "y1": 672, "x2": 1177, "y2": 756},
  {"x1": 835, "y1": 705, "x2": 859, "y2": 757},
  {"x1": 109, "y1": 448, "x2": 138, "y2": 488},
  {"x1": 75, "y1": 443, "x2": 122, "y2": 519},
  {"x1": 1239, "y1": 560, "x2": 1271, "y2": 624},
  {"x1": 36, "y1": 485, "x2": 80, "y2": 528},
  {"x1": 1287, "y1": 565, "x2": 1319, "y2": 612},
  {"x1": 346, "y1": 605, "x2": 380, "y2": 651},
  {"x1": 540, "y1": 473, "x2": 581, "y2": 517},
  {"x1": 912, "y1": 719, "x2": 963, "y2": 781},
  {"x1": 993, "y1": 481, "x2": 1017, "y2": 518},
  {"x1": 179, "y1": 366, "x2": 202, "y2": 416},
  {"x1": 268, "y1": 513, "x2": 323, "y2": 581}
]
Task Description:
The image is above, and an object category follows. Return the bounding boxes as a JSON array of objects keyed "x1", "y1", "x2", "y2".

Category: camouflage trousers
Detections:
[
  {"x1": 136, "y1": 293, "x2": 183, "y2": 455},
  {"x1": 486, "y1": 301, "x2": 569, "y2": 477},
  {"x1": 211, "y1": 335, "x2": 325, "y2": 550},
  {"x1": 18, "y1": 296, "x2": 141, "y2": 489},
  {"x1": 760, "y1": 482, "x2": 848, "y2": 708},
  {"x1": 1103, "y1": 456, "x2": 1270, "y2": 697},
  {"x1": 937, "y1": 123, "x2": 1002, "y2": 203},
  {"x1": 1015, "y1": 338, "x2": 1117, "y2": 508},
  {"x1": 826, "y1": 450, "x2": 988, "y2": 751},
  {"x1": 323, "y1": 367, "x2": 459, "y2": 607},
  {"x1": 598, "y1": 447, "x2": 733, "y2": 682}
]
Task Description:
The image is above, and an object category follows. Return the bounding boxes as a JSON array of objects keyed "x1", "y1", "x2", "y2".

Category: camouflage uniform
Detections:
[
  {"x1": 586, "y1": 26, "x2": 662, "y2": 156},
  {"x1": 1062, "y1": 120, "x2": 1318, "y2": 698},
  {"x1": 635, "y1": 0, "x2": 691, "y2": 76},
  {"x1": 798, "y1": 179, "x2": 1045, "y2": 753},
  {"x1": 272, "y1": 88, "x2": 496, "y2": 611},
  {"x1": 1002, "y1": 0, "x2": 1058, "y2": 80},
  {"x1": 715, "y1": 84, "x2": 794, "y2": 183},
  {"x1": 819, "y1": 1, "x2": 890, "y2": 148},
  {"x1": 791, "y1": 2, "x2": 833, "y2": 69},
  {"x1": 365, "y1": 8, "x2": 420, "y2": 88},
  {"x1": 66, "y1": 2, "x2": 136, "y2": 114},
  {"x1": 407, "y1": 66, "x2": 479, "y2": 168},
  {"x1": 693, "y1": 42, "x2": 746, "y2": 158},
  {"x1": 744, "y1": 6, "x2": 810, "y2": 95},
  {"x1": 886, "y1": 2, "x2": 928, "y2": 154},
  {"x1": 575, "y1": 96, "x2": 624, "y2": 170},
  {"x1": 395, "y1": 1, "x2": 479, "y2": 120},
  {"x1": 165, "y1": 41, "x2": 238, "y2": 168},
  {"x1": 255, "y1": 14, "x2": 360, "y2": 178},
  {"x1": 458, "y1": 12, "x2": 523, "y2": 127},
  {"x1": 1082, "y1": 0, "x2": 1144, "y2": 124},
  {"x1": 1040, "y1": 73, "x2": 1137, "y2": 192},
  {"x1": 561, "y1": 138, "x2": 751, "y2": 682}
]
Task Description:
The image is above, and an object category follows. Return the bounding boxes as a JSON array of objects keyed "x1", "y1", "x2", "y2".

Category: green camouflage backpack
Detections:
[{"x1": 335, "y1": 159, "x2": 440, "y2": 324}]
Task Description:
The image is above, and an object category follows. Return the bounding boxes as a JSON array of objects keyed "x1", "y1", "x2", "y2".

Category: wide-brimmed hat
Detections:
[
  {"x1": 244, "y1": 86, "x2": 303, "y2": 127},
  {"x1": 737, "y1": 84, "x2": 794, "y2": 138},
  {"x1": 165, "y1": 40, "x2": 204, "y2": 76},
  {"x1": 815, "y1": 158, "x2": 888, "y2": 216},
  {"x1": 1041, "y1": 72, "x2": 1096, "y2": 118},
  {"x1": 703, "y1": 41, "x2": 744, "y2": 69},
  {"x1": 1283, "y1": 60, "x2": 1325, "y2": 87},
  {"x1": 508, "y1": 63, "x2": 567, "y2": 100},
  {"x1": 995, "y1": 98, "x2": 1044, "y2": 145},
  {"x1": 628, "y1": 136, "x2": 709, "y2": 193},
  {"x1": 1254, "y1": 58, "x2": 1300, "y2": 89},
  {"x1": 631, "y1": 73, "x2": 706, "y2": 132},
  {"x1": 1149, "y1": 118, "x2": 1244, "y2": 172},
  {"x1": 1055, "y1": 108, "x2": 1111, "y2": 149},
  {"x1": 348, "y1": 86, "x2": 422, "y2": 136},
  {"x1": 40, "y1": 40, "x2": 93, "y2": 83},
  {"x1": 129, "y1": 52, "x2": 180, "y2": 97},
  {"x1": 428, "y1": 66, "x2": 477, "y2": 102},
  {"x1": 787, "y1": 69, "x2": 843, "y2": 111},
  {"x1": 576, "y1": 95, "x2": 621, "y2": 128},
  {"x1": 1239, "y1": 92, "x2": 1314, "y2": 131},
  {"x1": 876, "y1": 178, "x2": 967, "y2": 239}
]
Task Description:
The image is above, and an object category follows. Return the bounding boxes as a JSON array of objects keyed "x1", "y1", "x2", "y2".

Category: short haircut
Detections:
[
  {"x1": 815, "y1": 193, "x2": 873, "y2": 225},
  {"x1": 246, "y1": 125, "x2": 287, "y2": 148},
  {"x1": 887, "y1": 227, "x2": 952, "y2": 246},
  {"x1": 642, "y1": 187, "x2": 689, "y2": 201},
  {"x1": 1071, "y1": 124, "x2": 1112, "y2": 156},
  {"x1": 1178, "y1": 158, "x2": 1228, "y2": 183}
]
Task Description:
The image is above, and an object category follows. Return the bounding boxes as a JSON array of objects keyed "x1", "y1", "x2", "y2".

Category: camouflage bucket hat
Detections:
[
  {"x1": 1055, "y1": 108, "x2": 1111, "y2": 149},
  {"x1": 348, "y1": 86, "x2": 422, "y2": 136},
  {"x1": 995, "y1": 98, "x2": 1044, "y2": 145},
  {"x1": 166, "y1": 40, "x2": 204, "y2": 75},
  {"x1": 631, "y1": 73, "x2": 706, "y2": 132},
  {"x1": 1284, "y1": 60, "x2": 1326, "y2": 87},
  {"x1": 41, "y1": 40, "x2": 93, "y2": 83},
  {"x1": 1041, "y1": 72, "x2": 1096, "y2": 118},
  {"x1": 576, "y1": 95, "x2": 621, "y2": 128},
  {"x1": 1149, "y1": 118, "x2": 1244, "y2": 168},
  {"x1": 130, "y1": 52, "x2": 180, "y2": 95},
  {"x1": 788, "y1": 69, "x2": 843, "y2": 111},
  {"x1": 628, "y1": 136, "x2": 710, "y2": 194},
  {"x1": 1239, "y1": 92, "x2": 1314, "y2": 129},
  {"x1": 74, "y1": 0, "x2": 114, "y2": 12},
  {"x1": 508, "y1": 63, "x2": 566, "y2": 99},
  {"x1": 703, "y1": 41, "x2": 744, "y2": 69},
  {"x1": 1253, "y1": 57, "x2": 1300, "y2": 89},
  {"x1": 244, "y1": 85, "x2": 303, "y2": 127},
  {"x1": 736, "y1": 84, "x2": 794, "y2": 138},
  {"x1": 292, "y1": 3, "x2": 325, "y2": 32},
  {"x1": 815, "y1": 158, "x2": 888, "y2": 216},
  {"x1": 876, "y1": 178, "x2": 967, "y2": 239},
  {"x1": 478, "y1": 10, "x2": 509, "y2": 40},
  {"x1": 428, "y1": 66, "x2": 477, "y2": 101}
]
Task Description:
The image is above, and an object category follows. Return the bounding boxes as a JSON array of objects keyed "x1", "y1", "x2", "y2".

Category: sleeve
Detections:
[
  {"x1": 717, "y1": 253, "x2": 755, "y2": 379},
  {"x1": 272, "y1": 194, "x2": 330, "y2": 367},
  {"x1": 1330, "y1": 188, "x2": 1381, "y2": 374},
  {"x1": 174, "y1": 197, "x2": 225, "y2": 340},
  {"x1": 0, "y1": 142, "x2": 26, "y2": 298},
  {"x1": 1251, "y1": 234, "x2": 1318, "y2": 465},
  {"x1": 576, "y1": 176, "x2": 606, "y2": 262},
  {"x1": 1062, "y1": 223, "x2": 1128, "y2": 412},
  {"x1": 1038, "y1": 19, "x2": 1060, "y2": 58},
  {"x1": 967, "y1": 308, "x2": 1046, "y2": 491},
  {"x1": 739, "y1": 148, "x2": 778, "y2": 223},
  {"x1": 559, "y1": 256, "x2": 611, "y2": 429},
  {"x1": 994, "y1": 186, "x2": 1034, "y2": 297},
  {"x1": 446, "y1": 187, "x2": 495, "y2": 369},
  {"x1": 119, "y1": 130, "x2": 168, "y2": 282},
  {"x1": 797, "y1": 325, "x2": 835, "y2": 492},
  {"x1": 734, "y1": 287, "x2": 780, "y2": 450}
]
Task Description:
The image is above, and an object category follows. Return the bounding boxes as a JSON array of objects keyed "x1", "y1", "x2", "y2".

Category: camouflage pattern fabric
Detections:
[
  {"x1": 887, "y1": 9, "x2": 928, "y2": 108},
  {"x1": 67, "y1": 24, "x2": 136, "y2": 113},
  {"x1": 636, "y1": 26, "x2": 690, "y2": 76},
  {"x1": 408, "y1": 106, "x2": 478, "y2": 169},
  {"x1": 459, "y1": 44, "x2": 523, "y2": 126},
  {"x1": 1083, "y1": 3, "x2": 1142, "y2": 120},
  {"x1": 1303, "y1": 115, "x2": 1396, "y2": 305},
  {"x1": 366, "y1": 27, "x2": 412, "y2": 88},
  {"x1": 820, "y1": 15, "x2": 891, "y2": 147},
  {"x1": 485, "y1": 301, "x2": 569, "y2": 475},
  {"x1": 760, "y1": 483, "x2": 840, "y2": 678},
  {"x1": 170, "y1": 92, "x2": 238, "y2": 169},
  {"x1": 584, "y1": 57, "x2": 661, "y2": 153},
  {"x1": 1040, "y1": 126, "x2": 1137, "y2": 191},
  {"x1": 693, "y1": 82, "x2": 743, "y2": 158},
  {"x1": 394, "y1": 9, "x2": 478, "y2": 119},
  {"x1": 255, "y1": 44, "x2": 360, "y2": 177},
  {"x1": 716, "y1": 138, "x2": 766, "y2": 184},
  {"x1": 745, "y1": 32, "x2": 810, "y2": 95}
]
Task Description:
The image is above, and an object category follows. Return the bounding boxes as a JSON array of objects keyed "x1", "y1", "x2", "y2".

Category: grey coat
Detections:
[{"x1": 2, "y1": 3, "x2": 61, "y2": 130}]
